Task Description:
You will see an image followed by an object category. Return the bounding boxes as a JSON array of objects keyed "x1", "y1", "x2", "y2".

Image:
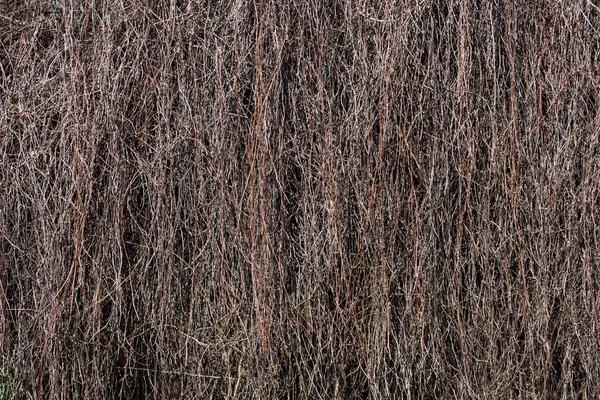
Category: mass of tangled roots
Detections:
[{"x1": 1, "y1": 1, "x2": 600, "y2": 399}]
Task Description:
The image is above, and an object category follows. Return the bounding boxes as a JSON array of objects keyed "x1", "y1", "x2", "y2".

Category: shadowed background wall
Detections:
[{"x1": 1, "y1": 0, "x2": 600, "y2": 398}]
